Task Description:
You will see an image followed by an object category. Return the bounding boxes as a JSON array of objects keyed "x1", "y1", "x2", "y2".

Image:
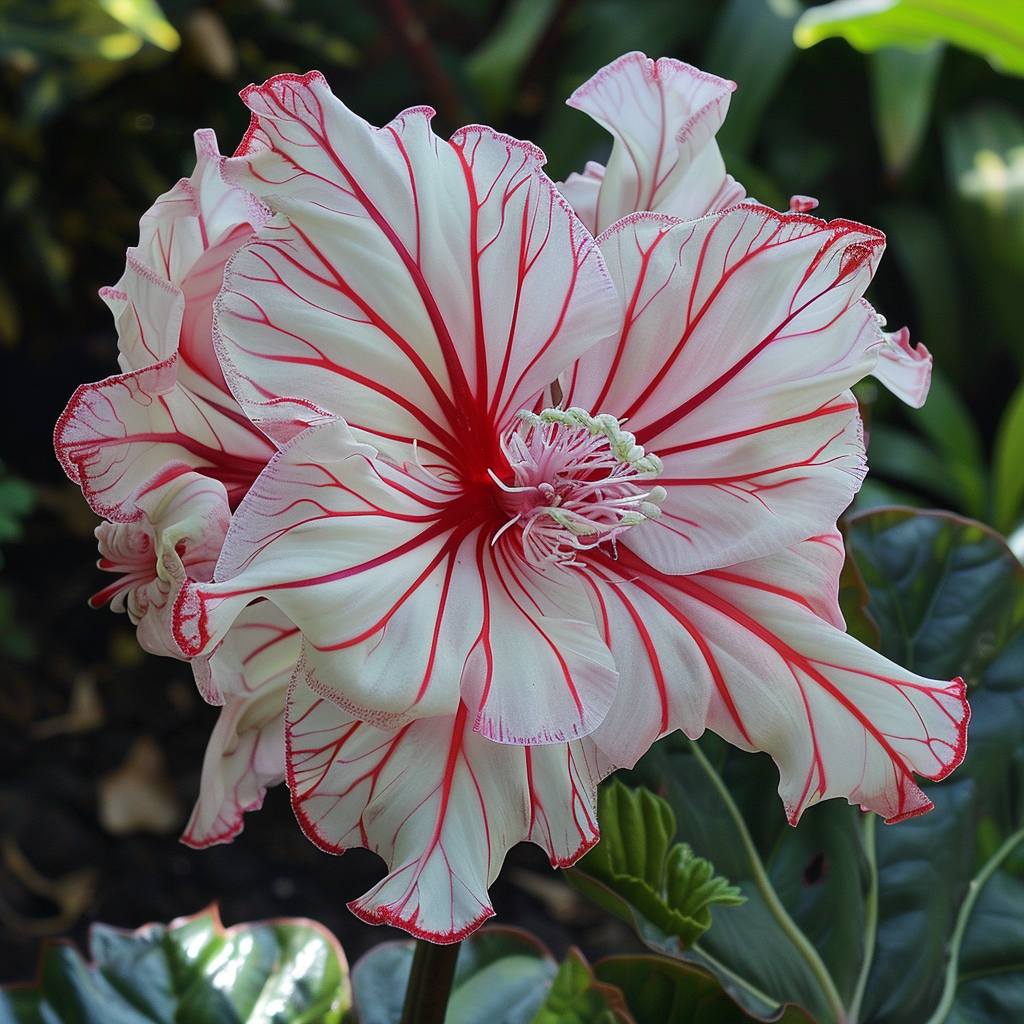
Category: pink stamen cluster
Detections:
[{"x1": 491, "y1": 407, "x2": 666, "y2": 567}]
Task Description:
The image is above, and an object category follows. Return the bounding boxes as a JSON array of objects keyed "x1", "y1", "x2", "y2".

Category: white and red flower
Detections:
[{"x1": 135, "y1": 66, "x2": 973, "y2": 942}]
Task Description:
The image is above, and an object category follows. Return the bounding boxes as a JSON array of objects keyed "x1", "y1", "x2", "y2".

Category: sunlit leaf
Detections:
[
  {"x1": 0, "y1": 906, "x2": 350, "y2": 1023},
  {"x1": 794, "y1": 0, "x2": 1024, "y2": 76}
]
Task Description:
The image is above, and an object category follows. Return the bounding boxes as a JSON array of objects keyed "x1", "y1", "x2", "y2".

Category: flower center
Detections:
[{"x1": 491, "y1": 407, "x2": 666, "y2": 567}]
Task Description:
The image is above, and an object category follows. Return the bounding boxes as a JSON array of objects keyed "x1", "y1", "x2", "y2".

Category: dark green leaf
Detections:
[
  {"x1": 704, "y1": 0, "x2": 800, "y2": 157},
  {"x1": 993, "y1": 379, "x2": 1024, "y2": 533},
  {"x1": 595, "y1": 956, "x2": 811, "y2": 1023},
  {"x1": 869, "y1": 45, "x2": 943, "y2": 176}
]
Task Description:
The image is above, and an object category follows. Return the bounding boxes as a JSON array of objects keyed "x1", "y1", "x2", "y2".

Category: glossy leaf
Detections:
[
  {"x1": 350, "y1": 928, "x2": 627, "y2": 1024},
  {"x1": 794, "y1": 0, "x2": 1024, "y2": 76},
  {"x1": 0, "y1": 906, "x2": 349, "y2": 1024},
  {"x1": 569, "y1": 781, "x2": 743, "y2": 952},
  {"x1": 531, "y1": 951, "x2": 632, "y2": 1024},
  {"x1": 624, "y1": 510, "x2": 1024, "y2": 1023},
  {"x1": 844, "y1": 508, "x2": 1024, "y2": 1024}
]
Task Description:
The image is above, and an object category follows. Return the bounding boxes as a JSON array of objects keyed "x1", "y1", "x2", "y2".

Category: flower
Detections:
[
  {"x1": 160, "y1": 65, "x2": 968, "y2": 942},
  {"x1": 55, "y1": 130, "x2": 297, "y2": 846}
]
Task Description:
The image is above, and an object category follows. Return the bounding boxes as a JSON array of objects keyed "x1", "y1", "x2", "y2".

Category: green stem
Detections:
[
  {"x1": 847, "y1": 813, "x2": 878, "y2": 1024},
  {"x1": 923, "y1": 825, "x2": 1024, "y2": 1024},
  {"x1": 688, "y1": 739, "x2": 848, "y2": 1024},
  {"x1": 399, "y1": 939, "x2": 461, "y2": 1024}
]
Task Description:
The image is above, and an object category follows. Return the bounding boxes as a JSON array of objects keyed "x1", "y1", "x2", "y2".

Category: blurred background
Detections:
[{"x1": 1, "y1": 0, "x2": 1021, "y2": 984}]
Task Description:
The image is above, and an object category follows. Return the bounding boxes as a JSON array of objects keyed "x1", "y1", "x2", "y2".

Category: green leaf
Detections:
[
  {"x1": 569, "y1": 780, "x2": 743, "y2": 951},
  {"x1": 466, "y1": 0, "x2": 559, "y2": 118},
  {"x1": 993, "y1": 379, "x2": 1024, "y2": 533},
  {"x1": 530, "y1": 951, "x2": 631, "y2": 1024},
  {"x1": 842, "y1": 508, "x2": 1024, "y2": 1023},
  {"x1": 350, "y1": 929, "x2": 627, "y2": 1024},
  {"x1": 945, "y1": 106, "x2": 1024, "y2": 368},
  {"x1": 794, "y1": 0, "x2": 1024, "y2": 76},
  {"x1": 0, "y1": 464, "x2": 34, "y2": 566},
  {"x1": 869, "y1": 45, "x2": 943, "y2": 176},
  {"x1": 705, "y1": 0, "x2": 801, "y2": 157},
  {"x1": 618, "y1": 509, "x2": 1024, "y2": 1023},
  {"x1": 595, "y1": 956, "x2": 812, "y2": 1023},
  {"x1": 0, "y1": 906, "x2": 350, "y2": 1023}
]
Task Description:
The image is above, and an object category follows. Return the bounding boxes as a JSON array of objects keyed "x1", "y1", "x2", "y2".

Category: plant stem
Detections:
[
  {"x1": 399, "y1": 938, "x2": 461, "y2": 1024},
  {"x1": 847, "y1": 813, "x2": 878, "y2": 1024},
  {"x1": 688, "y1": 739, "x2": 848, "y2": 1024}
]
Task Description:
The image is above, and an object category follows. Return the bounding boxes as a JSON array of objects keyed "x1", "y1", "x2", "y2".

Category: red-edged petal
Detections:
[
  {"x1": 286, "y1": 682, "x2": 607, "y2": 942},
  {"x1": 174, "y1": 418, "x2": 617, "y2": 743},
  {"x1": 565, "y1": 208, "x2": 886, "y2": 573},
  {"x1": 561, "y1": 52, "x2": 743, "y2": 233},
  {"x1": 182, "y1": 604, "x2": 299, "y2": 848},
  {"x1": 589, "y1": 544, "x2": 968, "y2": 824},
  {"x1": 55, "y1": 354, "x2": 272, "y2": 520},
  {"x1": 57, "y1": 131, "x2": 274, "y2": 520},
  {"x1": 91, "y1": 471, "x2": 230, "y2": 659},
  {"x1": 216, "y1": 71, "x2": 620, "y2": 467},
  {"x1": 579, "y1": 528, "x2": 849, "y2": 769},
  {"x1": 872, "y1": 326, "x2": 932, "y2": 408}
]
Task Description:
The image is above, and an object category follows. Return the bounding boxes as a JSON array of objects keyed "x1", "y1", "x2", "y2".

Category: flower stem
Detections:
[{"x1": 399, "y1": 938, "x2": 461, "y2": 1024}]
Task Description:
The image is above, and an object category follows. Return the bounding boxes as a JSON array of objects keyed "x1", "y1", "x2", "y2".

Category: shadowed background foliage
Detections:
[{"x1": 1, "y1": 0, "x2": 1022, "y2": 996}]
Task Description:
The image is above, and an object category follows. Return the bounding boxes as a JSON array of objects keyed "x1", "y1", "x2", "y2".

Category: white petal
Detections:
[
  {"x1": 565, "y1": 208, "x2": 886, "y2": 572},
  {"x1": 872, "y1": 326, "x2": 932, "y2": 408},
  {"x1": 183, "y1": 605, "x2": 299, "y2": 847},
  {"x1": 174, "y1": 418, "x2": 617, "y2": 743},
  {"x1": 561, "y1": 52, "x2": 743, "y2": 232},
  {"x1": 591, "y1": 544, "x2": 968, "y2": 824},
  {"x1": 216, "y1": 72, "x2": 620, "y2": 464},
  {"x1": 286, "y1": 682, "x2": 608, "y2": 942}
]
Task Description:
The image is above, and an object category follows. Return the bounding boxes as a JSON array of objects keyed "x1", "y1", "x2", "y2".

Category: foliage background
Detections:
[{"x1": 1, "y1": 0, "x2": 1021, "y2": 996}]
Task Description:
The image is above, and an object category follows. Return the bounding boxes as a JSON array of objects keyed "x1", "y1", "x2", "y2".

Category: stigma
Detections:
[{"x1": 491, "y1": 407, "x2": 666, "y2": 567}]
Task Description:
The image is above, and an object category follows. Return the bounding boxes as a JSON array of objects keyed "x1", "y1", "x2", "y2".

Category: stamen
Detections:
[{"x1": 494, "y1": 406, "x2": 666, "y2": 567}]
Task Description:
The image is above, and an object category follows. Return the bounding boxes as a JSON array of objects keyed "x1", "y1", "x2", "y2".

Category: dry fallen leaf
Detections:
[
  {"x1": 30, "y1": 674, "x2": 104, "y2": 740},
  {"x1": 0, "y1": 835, "x2": 97, "y2": 937},
  {"x1": 98, "y1": 735, "x2": 183, "y2": 836}
]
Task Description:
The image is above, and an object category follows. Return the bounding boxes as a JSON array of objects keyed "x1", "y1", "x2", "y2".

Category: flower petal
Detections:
[
  {"x1": 562, "y1": 52, "x2": 743, "y2": 233},
  {"x1": 182, "y1": 605, "x2": 299, "y2": 848},
  {"x1": 286, "y1": 682, "x2": 607, "y2": 942},
  {"x1": 565, "y1": 208, "x2": 886, "y2": 573},
  {"x1": 56, "y1": 132, "x2": 274, "y2": 520},
  {"x1": 174, "y1": 418, "x2": 617, "y2": 743},
  {"x1": 216, "y1": 71, "x2": 620, "y2": 466},
  {"x1": 55, "y1": 354, "x2": 272, "y2": 520},
  {"x1": 872, "y1": 326, "x2": 932, "y2": 408},
  {"x1": 579, "y1": 528, "x2": 848, "y2": 769},
  {"x1": 91, "y1": 470, "x2": 230, "y2": 658},
  {"x1": 589, "y1": 545, "x2": 968, "y2": 824}
]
